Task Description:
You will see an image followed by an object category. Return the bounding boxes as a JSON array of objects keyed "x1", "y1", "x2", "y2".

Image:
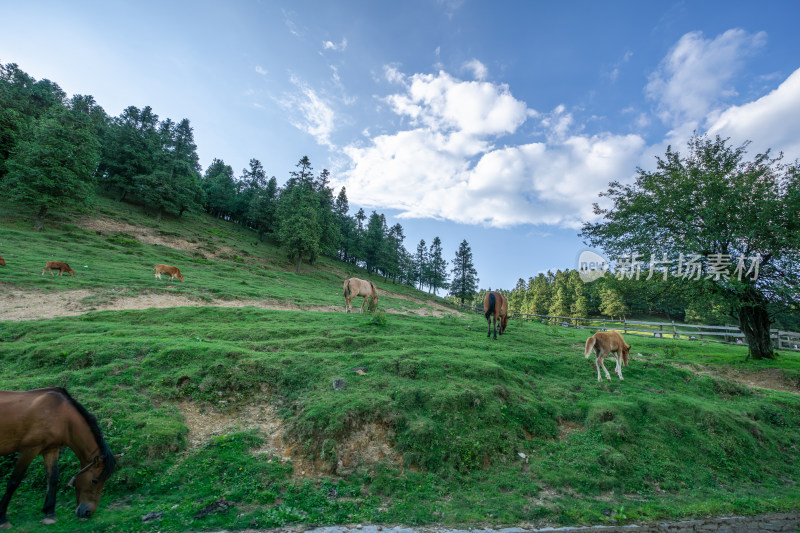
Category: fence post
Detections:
[
  {"x1": 672, "y1": 320, "x2": 678, "y2": 339},
  {"x1": 624, "y1": 319, "x2": 627, "y2": 334}
]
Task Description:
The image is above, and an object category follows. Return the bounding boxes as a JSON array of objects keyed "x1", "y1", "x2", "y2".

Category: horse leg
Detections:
[
  {"x1": 0, "y1": 449, "x2": 37, "y2": 528},
  {"x1": 594, "y1": 357, "x2": 602, "y2": 382},
  {"x1": 360, "y1": 296, "x2": 368, "y2": 313},
  {"x1": 614, "y1": 354, "x2": 624, "y2": 380},
  {"x1": 492, "y1": 315, "x2": 498, "y2": 340},
  {"x1": 41, "y1": 449, "x2": 59, "y2": 524},
  {"x1": 599, "y1": 354, "x2": 612, "y2": 381}
]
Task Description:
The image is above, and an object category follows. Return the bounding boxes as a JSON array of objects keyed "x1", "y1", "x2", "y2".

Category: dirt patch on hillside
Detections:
[
  {"x1": 672, "y1": 362, "x2": 799, "y2": 395},
  {"x1": 0, "y1": 288, "x2": 436, "y2": 321},
  {"x1": 81, "y1": 218, "x2": 199, "y2": 250},
  {"x1": 376, "y1": 288, "x2": 460, "y2": 318},
  {"x1": 177, "y1": 401, "x2": 399, "y2": 478},
  {"x1": 0, "y1": 289, "x2": 343, "y2": 321},
  {"x1": 79, "y1": 217, "x2": 240, "y2": 259}
]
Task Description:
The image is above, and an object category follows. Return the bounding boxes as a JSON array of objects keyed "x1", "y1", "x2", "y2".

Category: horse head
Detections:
[
  {"x1": 622, "y1": 343, "x2": 631, "y2": 366},
  {"x1": 69, "y1": 453, "x2": 119, "y2": 518}
]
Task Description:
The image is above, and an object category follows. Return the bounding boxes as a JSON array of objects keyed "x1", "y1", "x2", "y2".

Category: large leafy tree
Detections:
[
  {"x1": 449, "y1": 239, "x2": 479, "y2": 305},
  {"x1": 581, "y1": 135, "x2": 800, "y2": 359},
  {"x1": 2, "y1": 104, "x2": 100, "y2": 226}
]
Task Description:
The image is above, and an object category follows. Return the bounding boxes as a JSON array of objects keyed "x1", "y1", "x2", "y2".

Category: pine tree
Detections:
[
  {"x1": 428, "y1": 236, "x2": 449, "y2": 295},
  {"x1": 414, "y1": 239, "x2": 429, "y2": 290},
  {"x1": 449, "y1": 240, "x2": 479, "y2": 305},
  {"x1": 276, "y1": 157, "x2": 323, "y2": 273}
]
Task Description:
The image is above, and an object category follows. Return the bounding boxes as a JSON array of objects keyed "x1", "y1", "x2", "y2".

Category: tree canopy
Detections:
[{"x1": 580, "y1": 135, "x2": 800, "y2": 359}]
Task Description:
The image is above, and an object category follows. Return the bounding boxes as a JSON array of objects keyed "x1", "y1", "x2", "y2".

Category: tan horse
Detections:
[
  {"x1": 483, "y1": 291, "x2": 508, "y2": 339},
  {"x1": 343, "y1": 277, "x2": 378, "y2": 313},
  {"x1": 584, "y1": 331, "x2": 631, "y2": 381}
]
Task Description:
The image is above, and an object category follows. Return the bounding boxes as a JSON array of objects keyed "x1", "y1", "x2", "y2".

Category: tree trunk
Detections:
[
  {"x1": 736, "y1": 287, "x2": 775, "y2": 360},
  {"x1": 295, "y1": 256, "x2": 302, "y2": 274}
]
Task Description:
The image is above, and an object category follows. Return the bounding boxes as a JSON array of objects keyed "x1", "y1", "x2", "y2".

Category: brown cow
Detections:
[
  {"x1": 154, "y1": 264, "x2": 184, "y2": 282},
  {"x1": 0, "y1": 255, "x2": 5, "y2": 266},
  {"x1": 42, "y1": 261, "x2": 74, "y2": 276}
]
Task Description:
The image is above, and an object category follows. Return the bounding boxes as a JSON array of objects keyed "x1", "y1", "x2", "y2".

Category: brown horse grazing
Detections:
[
  {"x1": 483, "y1": 291, "x2": 508, "y2": 339},
  {"x1": 0, "y1": 388, "x2": 120, "y2": 528},
  {"x1": 584, "y1": 331, "x2": 631, "y2": 382},
  {"x1": 343, "y1": 277, "x2": 378, "y2": 313}
]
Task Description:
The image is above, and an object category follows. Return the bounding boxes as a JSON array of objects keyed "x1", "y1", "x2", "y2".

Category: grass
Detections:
[
  {"x1": 0, "y1": 198, "x2": 450, "y2": 315},
  {"x1": 0, "y1": 309, "x2": 798, "y2": 532},
  {"x1": 1, "y1": 199, "x2": 799, "y2": 531}
]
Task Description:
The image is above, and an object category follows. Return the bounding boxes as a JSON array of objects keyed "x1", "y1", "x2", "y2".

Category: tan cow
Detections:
[
  {"x1": 42, "y1": 261, "x2": 74, "y2": 276},
  {"x1": 154, "y1": 264, "x2": 184, "y2": 282},
  {"x1": 584, "y1": 330, "x2": 631, "y2": 382}
]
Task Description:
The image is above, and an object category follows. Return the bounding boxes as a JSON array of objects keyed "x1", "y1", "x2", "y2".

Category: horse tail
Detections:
[
  {"x1": 343, "y1": 279, "x2": 351, "y2": 298},
  {"x1": 584, "y1": 335, "x2": 596, "y2": 358},
  {"x1": 485, "y1": 292, "x2": 496, "y2": 320}
]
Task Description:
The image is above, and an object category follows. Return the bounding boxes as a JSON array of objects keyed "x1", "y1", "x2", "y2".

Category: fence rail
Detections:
[{"x1": 455, "y1": 303, "x2": 800, "y2": 352}]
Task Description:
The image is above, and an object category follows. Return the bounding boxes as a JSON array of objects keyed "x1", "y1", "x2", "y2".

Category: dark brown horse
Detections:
[
  {"x1": 483, "y1": 291, "x2": 508, "y2": 339},
  {"x1": 0, "y1": 388, "x2": 119, "y2": 528}
]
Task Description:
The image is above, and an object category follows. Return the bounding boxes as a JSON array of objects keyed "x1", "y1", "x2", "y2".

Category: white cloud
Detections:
[
  {"x1": 609, "y1": 50, "x2": 633, "y2": 81},
  {"x1": 282, "y1": 9, "x2": 304, "y2": 37},
  {"x1": 708, "y1": 67, "x2": 800, "y2": 158},
  {"x1": 646, "y1": 29, "x2": 766, "y2": 126},
  {"x1": 340, "y1": 69, "x2": 645, "y2": 228},
  {"x1": 255, "y1": 66, "x2": 267, "y2": 76},
  {"x1": 463, "y1": 59, "x2": 488, "y2": 81},
  {"x1": 384, "y1": 65, "x2": 404, "y2": 84},
  {"x1": 323, "y1": 37, "x2": 348, "y2": 52},
  {"x1": 386, "y1": 70, "x2": 528, "y2": 136},
  {"x1": 279, "y1": 76, "x2": 335, "y2": 148}
]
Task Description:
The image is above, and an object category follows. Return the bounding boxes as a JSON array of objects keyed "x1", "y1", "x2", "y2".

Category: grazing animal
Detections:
[
  {"x1": 0, "y1": 388, "x2": 120, "y2": 528},
  {"x1": 0, "y1": 255, "x2": 5, "y2": 266},
  {"x1": 154, "y1": 264, "x2": 184, "y2": 282},
  {"x1": 483, "y1": 291, "x2": 508, "y2": 339},
  {"x1": 343, "y1": 277, "x2": 378, "y2": 313},
  {"x1": 584, "y1": 331, "x2": 631, "y2": 382},
  {"x1": 41, "y1": 261, "x2": 74, "y2": 276}
]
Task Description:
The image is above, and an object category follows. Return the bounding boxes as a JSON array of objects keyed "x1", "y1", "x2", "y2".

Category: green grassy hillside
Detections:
[
  {"x1": 0, "y1": 199, "x2": 449, "y2": 316},
  {"x1": 1, "y1": 200, "x2": 799, "y2": 532}
]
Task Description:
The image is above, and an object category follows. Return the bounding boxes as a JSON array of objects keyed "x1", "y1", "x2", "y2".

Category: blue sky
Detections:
[{"x1": 2, "y1": 1, "x2": 799, "y2": 291}]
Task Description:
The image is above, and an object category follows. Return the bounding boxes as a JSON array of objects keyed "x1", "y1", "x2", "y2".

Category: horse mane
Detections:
[
  {"x1": 369, "y1": 281, "x2": 376, "y2": 297},
  {"x1": 55, "y1": 387, "x2": 117, "y2": 480}
]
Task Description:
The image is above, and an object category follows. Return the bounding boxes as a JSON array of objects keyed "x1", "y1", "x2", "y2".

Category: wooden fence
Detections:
[{"x1": 456, "y1": 304, "x2": 800, "y2": 352}]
